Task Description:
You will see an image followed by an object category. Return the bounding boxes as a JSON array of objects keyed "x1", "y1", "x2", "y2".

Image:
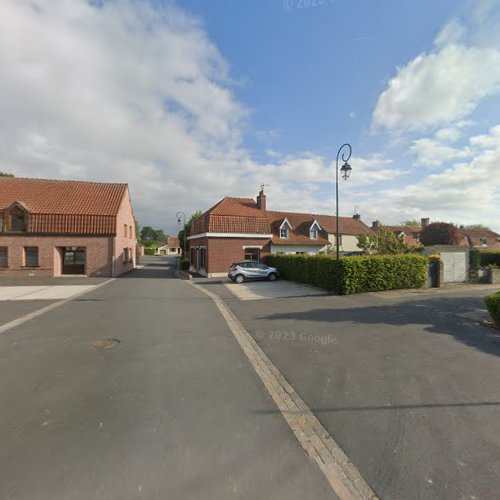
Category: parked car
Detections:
[{"x1": 228, "y1": 261, "x2": 280, "y2": 284}]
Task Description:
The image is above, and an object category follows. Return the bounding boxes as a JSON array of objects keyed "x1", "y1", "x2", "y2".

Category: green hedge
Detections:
[
  {"x1": 484, "y1": 291, "x2": 500, "y2": 328},
  {"x1": 180, "y1": 259, "x2": 190, "y2": 271},
  {"x1": 480, "y1": 251, "x2": 500, "y2": 267},
  {"x1": 264, "y1": 254, "x2": 428, "y2": 295},
  {"x1": 144, "y1": 247, "x2": 155, "y2": 255}
]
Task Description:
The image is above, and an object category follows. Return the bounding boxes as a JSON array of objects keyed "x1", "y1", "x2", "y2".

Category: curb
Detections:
[
  {"x1": 189, "y1": 281, "x2": 378, "y2": 500},
  {"x1": 175, "y1": 270, "x2": 192, "y2": 280}
]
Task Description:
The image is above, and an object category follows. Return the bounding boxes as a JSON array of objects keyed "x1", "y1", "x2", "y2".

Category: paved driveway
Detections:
[
  {"x1": 223, "y1": 286, "x2": 500, "y2": 499},
  {"x1": 224, "y1": 280, "x2": 327, "y2": 301}
]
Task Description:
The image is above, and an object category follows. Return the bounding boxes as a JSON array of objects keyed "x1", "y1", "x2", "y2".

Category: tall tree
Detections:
[
  {"x1": 420, "y1": 222, "x2": 462, "y2": 246},
  {"x1": 357, "y1": 227, "x2": 413, "y2": 254},
  {"x1": 140, "y1": 226, "x2": 156, "y2": 241},
  {"x1": 153, "y1": 229, "x2": 167, "y2": 241}
]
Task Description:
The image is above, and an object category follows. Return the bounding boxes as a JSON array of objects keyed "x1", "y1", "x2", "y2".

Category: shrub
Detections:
[
  {"x1": 480, "y1": 251, "x2": 500, "y2": 267},
  {"x1": 470, "y1": 248, "x2": 481, "y2": 268},
  {"x1": 264, "y1": 253, "x2": 427, "y2": 295},
  {"x1": 144, "y1": 247, "x2": 155, "y2": 255},
  {"x1": 484, "y1": 291, "x2": 500, "y2": 328},
  {"x1": 180, "y1": 259, "x2": 190, "y2": 271}
]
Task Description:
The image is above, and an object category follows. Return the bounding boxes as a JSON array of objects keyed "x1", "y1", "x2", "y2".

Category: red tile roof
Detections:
[
  {"x1": 167, "y1": 236, "x2": 180, "y2": 247},
  {"x1": 458, "y1": 228, "x2": 500, "y2": 249},
  {"x1": 0, "y1": 177, "x2": 128, "y2": 235},
  {"x1": 192, "y1": 196, "x2": 372, "y2": 245}
]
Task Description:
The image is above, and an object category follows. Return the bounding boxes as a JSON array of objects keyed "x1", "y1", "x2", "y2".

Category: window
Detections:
[
  {"x1": 124, "y1": 224, "x2": 127, "y2": 238},
  {"x1": 24, "y1": 247, "x2": 39, "y2": 267},
  {"x1": 200, "y1": 248, "x2": 206, "y2": 268},
  {"x1": 480, "y1": 237, "x2": 487, "y2": 245},
  {"x1": 0, "y1": 247, "x2": 7, "y2": 267},
  {"x1": 201, "y1": 216, "x2": 206, "y2": 232},
  {"x1": 129, "y1": 225, "x2": 132, "y2": 239},
  {"x1": 337, "y1": 235, "x2": 343, "y2": 246},
  {"x1": 310, "y1": 228, "x2": 318, "y2": 240},
  {"x1": 280, "y1": 228, "x2": 288, "y2": 239},
  {"x1": 244, "y1": 248, "x2": 260, "y2": 261},
  {"x1": 10, "y1": 207, "x2": 27, "y2": 232}
]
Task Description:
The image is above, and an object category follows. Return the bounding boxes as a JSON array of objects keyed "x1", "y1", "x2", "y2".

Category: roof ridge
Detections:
[{"x1": 0, "y1": 176, "x2": 128, "y2": 187}]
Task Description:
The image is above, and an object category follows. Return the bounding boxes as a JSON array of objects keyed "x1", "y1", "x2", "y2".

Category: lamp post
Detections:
[
  {"x1": 176, "y1": 211, "x2": 187, "y2": 258},
  {"x1": 335, "y1": 143, "x2": 352, "y2": 291}
]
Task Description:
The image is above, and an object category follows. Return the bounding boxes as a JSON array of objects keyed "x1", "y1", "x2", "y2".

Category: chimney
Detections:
[
  {"x1": 352, "y1": 213, "x2": 361, "y2": 220},
  {"x1": 256, "y1": 187, "x2": 266, "y2": 211},
  {"x1": 372, "y1": 220, "x2": 380, "y2": 229},
  {"x1": 421, "y1": 217, "x2": 430, "y2": 228}
]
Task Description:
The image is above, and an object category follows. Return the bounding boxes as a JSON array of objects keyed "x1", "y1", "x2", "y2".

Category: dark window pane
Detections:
[
  {"x1": 0, "y1": 247, "x2": 7, "y2": 267},
  {"x1": 25, "y1": 247, "x2": 38, "y2": 267}
]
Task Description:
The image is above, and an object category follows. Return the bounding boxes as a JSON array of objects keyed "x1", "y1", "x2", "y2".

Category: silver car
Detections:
[{"x1": 228, "y1": 261, "x2": 280, "y2": 284}]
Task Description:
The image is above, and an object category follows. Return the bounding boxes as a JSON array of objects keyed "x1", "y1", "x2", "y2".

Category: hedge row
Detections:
[
  {"x1": 264, "y1": 254, "x2": 428, "y2": 295},
  {"x1": 484, "y1": 291, "x2": 500, "y2": 328},
  {"x1": 144, "y1": 247, "x2": 156, "y2": 255},
  {"x1": 480, "y1": 251, "x2": 500, "y2": 267}
]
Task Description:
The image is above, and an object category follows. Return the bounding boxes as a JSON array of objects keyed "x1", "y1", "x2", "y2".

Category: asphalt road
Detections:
[
  {"x1": 217, "y1": 283, "x2": 500, "y2": 499},
  {"x1": 0, "y1": 257, "x2": 336, "y2": 500}
]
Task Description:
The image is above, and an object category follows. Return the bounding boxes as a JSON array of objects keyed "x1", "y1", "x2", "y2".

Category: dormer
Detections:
[
  {"x1": 309, "y1": 219, "x2": 322, "y2": 240},
  {"x1": 3, "y1": 202, "x2": 30, "y2": 232},
  {"x1": 279, "y1": 218, "x2": 292, "y2": 239}
]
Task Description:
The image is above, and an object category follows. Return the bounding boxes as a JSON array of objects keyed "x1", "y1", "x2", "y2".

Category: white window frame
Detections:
[
  {"x1": 309, "y1": 220, "x2": 321, "y2": 240},
  {"x1": 279, "y1": 218, "x2": 292, "y2": 240}
]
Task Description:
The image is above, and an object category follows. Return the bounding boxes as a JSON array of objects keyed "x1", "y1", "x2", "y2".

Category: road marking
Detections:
[
  {"x1": 189, "y1": 281, "x2": 378, "y2": 500},
  {"x1": 0, "y1": 279, "x2": 114, "y2": 335}
]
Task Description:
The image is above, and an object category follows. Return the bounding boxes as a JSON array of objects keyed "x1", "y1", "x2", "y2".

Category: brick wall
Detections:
[
  {"x1": 113, "y1": 187, "x2": 137, "y2": 277},
  {"x1": 189, "y1": 236, "x2": 271, "y2": 276},
  {"x1": 0, "y1": 235, "x2": 112, "y2": 277}
]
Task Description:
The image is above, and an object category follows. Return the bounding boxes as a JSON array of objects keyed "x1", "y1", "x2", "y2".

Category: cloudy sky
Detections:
[{"x1": 1, "y1": 0, "x2": 499, "y2": 234}]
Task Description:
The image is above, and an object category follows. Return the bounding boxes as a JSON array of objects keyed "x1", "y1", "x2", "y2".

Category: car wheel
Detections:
[
  {"x1": 235, "y1": 274, "x2": 245, "y2": 284},
  {"x1": 268, "y1": 273, "x2": 278, "y2": 281}
]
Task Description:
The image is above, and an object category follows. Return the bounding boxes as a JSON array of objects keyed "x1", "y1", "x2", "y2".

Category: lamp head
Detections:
[{"x1": 340, "y1": 161, "x2": 352, "y2": 180}]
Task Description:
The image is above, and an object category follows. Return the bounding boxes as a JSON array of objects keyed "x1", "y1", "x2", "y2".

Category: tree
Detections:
[
  {"x1": 462, "y1": 224, "x2": 491, "y2": 231},
  {"x1": 178, "y1": 210, "x2": 202, "y2": 253},
  {"x1": 152, "y1": 229, "x2": 167, "y2": 241},
  {"x1": 401, "y1": 219, "x2": 419, "y2": 226},
  {"x1": 0, "y1": 172, "x2": 14, "y2": 177},
  {"x1": 420, "y1": 222, "x2": 462, "y2": 246},
  {"x1": 357, "y1": 227, "x2": 413, "y2": 255},
  {"x1": 140, "y1": 226, "x2": 156, "y2": 241}
]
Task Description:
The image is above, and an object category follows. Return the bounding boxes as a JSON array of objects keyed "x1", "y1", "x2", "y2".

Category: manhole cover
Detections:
[{"x1": 91, "y1": 338, "x2": 120, "y2": 350}]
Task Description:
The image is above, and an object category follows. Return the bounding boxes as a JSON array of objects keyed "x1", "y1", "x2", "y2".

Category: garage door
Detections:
[{"x1": 441, "y1": 252, "x2": 466, "y2": 283}]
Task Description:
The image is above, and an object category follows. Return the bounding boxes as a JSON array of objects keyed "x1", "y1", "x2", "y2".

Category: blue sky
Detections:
[{"x1": 1, "y1": 0, "x2": 499, "y2": 234}]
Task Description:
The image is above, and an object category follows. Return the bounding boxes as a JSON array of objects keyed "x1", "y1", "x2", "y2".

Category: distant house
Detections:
[
  {"x1": 371, "y1": 218, "x2": 429, "y2": 247},
  {"x1": 156, "y1": 237, "x2": 181, "y2": 256},
  {"x1": 188, "y1": 188, "x2": 371, "y2": 277},
  {"x1": 457, "y1": 227, "x2": 500, "y2": 251},
  {"x1": 0, "y1": 177, "x2": 137, "y2": 277}
]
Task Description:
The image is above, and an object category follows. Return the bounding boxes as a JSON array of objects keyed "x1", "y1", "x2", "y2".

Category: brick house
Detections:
[
  {"x1": 457, "y1": 227, "x2": 500, "y2": 251},
  {"x1": 188, "y1": 189, "x2": 372, "y2": 277},
  {"x1": 0, "y1": 177, "x2": 137, "y2": 277},
  {"x1": 156, "y1": 237, "x2": 181, "y2": 256},
  {"x1": 371, "y1": 218, "x2": 430, "y2": 247}
]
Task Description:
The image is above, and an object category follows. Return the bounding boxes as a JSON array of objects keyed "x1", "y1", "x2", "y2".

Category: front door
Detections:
[{"x1": 62, "y1": 247, "x2": 86, "y2": 275}]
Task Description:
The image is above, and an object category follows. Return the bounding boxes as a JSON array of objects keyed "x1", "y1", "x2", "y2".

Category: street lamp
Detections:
[
  {"x1": 335, "y1": 143, "x2": 352, "y2": 291},
  {"x1": 176, "y1": 211, "x2": 187, "y2": 258}
]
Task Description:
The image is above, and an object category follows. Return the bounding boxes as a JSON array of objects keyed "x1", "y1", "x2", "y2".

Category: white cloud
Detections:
[
  {"x1": 0, "y1": 0, "x2": 405, "y2": 233},
  {"x1": 373, "y1": 22, "x2": 500, "y2": 131}
]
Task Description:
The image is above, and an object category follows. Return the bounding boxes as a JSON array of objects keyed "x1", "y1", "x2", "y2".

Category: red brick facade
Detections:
[
  {"x1": 189, "y1": 236, "x2": 271, "y2": 277},
  {"x1": 0, "y1": 178, "x2": 137, "y2": 277}
]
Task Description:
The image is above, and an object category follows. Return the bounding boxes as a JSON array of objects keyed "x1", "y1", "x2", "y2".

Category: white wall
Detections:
[
  {"x1": 270, "y1": 244, "x2": 328, "y2": 254},
  {"x1": 327, "y1": 234, "x2": 360, "y2": 252}
]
